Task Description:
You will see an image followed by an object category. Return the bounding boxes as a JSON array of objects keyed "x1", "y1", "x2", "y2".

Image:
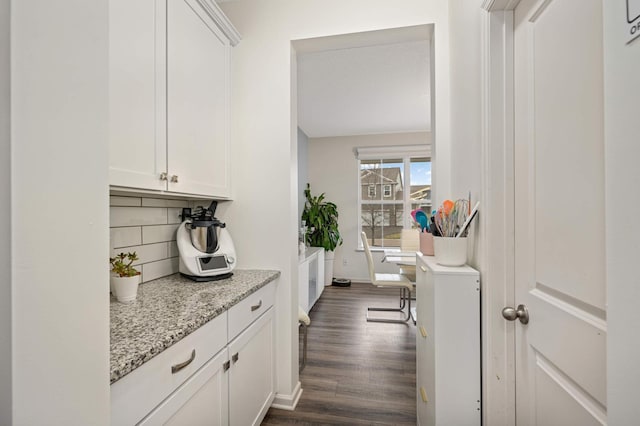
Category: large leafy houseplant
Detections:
[{"x1": 302, "y1": 183, "x2": 342, "y2": 252}]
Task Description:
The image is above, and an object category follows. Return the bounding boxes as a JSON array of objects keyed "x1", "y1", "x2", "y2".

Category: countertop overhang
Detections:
[{"x1": 110, "y1": 269, "x2": 280, "y2": 384}]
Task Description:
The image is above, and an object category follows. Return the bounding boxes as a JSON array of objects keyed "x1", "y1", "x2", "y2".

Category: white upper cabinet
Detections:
[
  {"x1": 109, "y1": 0, "x2": 240, "y2": 198},
  {"x1": 109, "y1": 0, "x2": 167, "y2": 192}
]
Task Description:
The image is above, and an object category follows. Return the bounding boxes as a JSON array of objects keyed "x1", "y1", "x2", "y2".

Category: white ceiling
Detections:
[{"x1": 296, "y1": 37, "x2": 431, "y2": 138}]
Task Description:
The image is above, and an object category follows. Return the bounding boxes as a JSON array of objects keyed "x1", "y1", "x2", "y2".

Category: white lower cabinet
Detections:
[
  {"x1": 111, "y1": 282, "x2": 276, "y2": 426},
  {"x1": 415, "y1": 255, "x2": 480, "y2": 426},
  {"x1": 228, "y1": 308, "x2": 275, "y2": 426},
  {"x1": 139, "y1": 348, "x2": 229, "y2": 426}
]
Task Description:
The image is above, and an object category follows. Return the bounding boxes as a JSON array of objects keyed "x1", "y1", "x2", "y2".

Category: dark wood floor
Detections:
[{"x1": 262, "y1": 282, "x2": 416, "y2": 425}]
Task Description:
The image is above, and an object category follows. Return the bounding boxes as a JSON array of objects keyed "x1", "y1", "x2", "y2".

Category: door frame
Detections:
[{"x1": 479, "y1": 1, "x2": 520, "y2": 424}]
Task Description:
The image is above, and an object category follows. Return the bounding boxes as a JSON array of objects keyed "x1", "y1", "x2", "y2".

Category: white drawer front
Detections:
[
  {"x1": 228, "y1": 282, "x2": 275, "y2": 341},
  {"x1": 111, "y1": 312, "x2": 228, "y2": 426}
]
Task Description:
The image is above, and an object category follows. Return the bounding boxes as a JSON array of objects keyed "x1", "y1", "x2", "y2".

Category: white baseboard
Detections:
[{"x1": 271, "y1": 381, "x2": 302, "y2": 411}]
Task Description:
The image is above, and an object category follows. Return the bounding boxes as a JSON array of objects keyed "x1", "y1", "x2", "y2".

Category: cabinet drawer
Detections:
[
  {"x1": 111, "y1": 312, "x2": 228, "y2": 426},
  {"x1": 228, "y1": 282, "x2": 275, "y2": 341}
]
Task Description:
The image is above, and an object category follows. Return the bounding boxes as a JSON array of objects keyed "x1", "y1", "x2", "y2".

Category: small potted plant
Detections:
[
  {"x1": 302, "y1": 183, "x2": 343, "y2": 285},
  {"x1": 110, "y1": 252, "x2": 141, "y2": 303}
]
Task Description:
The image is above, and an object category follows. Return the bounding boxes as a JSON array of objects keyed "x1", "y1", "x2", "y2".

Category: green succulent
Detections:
[{"x1": 109, "y1": 252, "x2": 141, "y2": 277}]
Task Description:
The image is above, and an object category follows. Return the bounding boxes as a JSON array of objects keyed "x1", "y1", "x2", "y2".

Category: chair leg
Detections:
[
  {"x1": 367, "y1": 288, "x2": 412, "y2": 323},
  {"x1": 299, "y1": 321, "x2": 308, "y2": 372}
]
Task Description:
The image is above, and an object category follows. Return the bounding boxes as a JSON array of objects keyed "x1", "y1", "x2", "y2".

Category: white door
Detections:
[{"x1": 512, "y1": 0, "x2": 606, "y2": 424}]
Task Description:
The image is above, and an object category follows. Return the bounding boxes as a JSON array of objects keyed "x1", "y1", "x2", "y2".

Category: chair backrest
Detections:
[
  {"x1": 360, "y1": 232, "x2": 377, "y2": 283},
  {"x1": 400, "y1": 229, "x2": 420, "y2": 252}
]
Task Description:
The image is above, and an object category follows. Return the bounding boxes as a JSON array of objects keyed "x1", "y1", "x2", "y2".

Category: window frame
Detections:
[{"x1": 355, "y1": 145, "x2": 431, "y2": 251}]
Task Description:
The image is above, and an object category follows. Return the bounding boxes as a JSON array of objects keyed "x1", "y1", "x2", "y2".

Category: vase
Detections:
[
  {"x1": 433, "y1": 237, "x2": 467, "y2": 266},
  {"x1": 111, "y1": 275, "x2": 141, "y2": 303}
]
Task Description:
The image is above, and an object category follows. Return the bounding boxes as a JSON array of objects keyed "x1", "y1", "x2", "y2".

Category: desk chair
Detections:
[
  {"x1": 361, "y1": 232, "x2": 414, "y2": 323},
  {"x1": 298, "y1": 306, "x2": 310, "y2": 372},
  {"x1": 399, "y1": 229, "x2": 419, "y2": 282}
]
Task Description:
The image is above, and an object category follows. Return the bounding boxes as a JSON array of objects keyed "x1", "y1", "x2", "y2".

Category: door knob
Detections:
[{"x1": 502, "y1": 304, "x2": 529, "y2": 324}]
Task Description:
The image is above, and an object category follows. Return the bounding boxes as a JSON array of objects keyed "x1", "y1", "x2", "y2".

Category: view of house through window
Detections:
[{"x1": 360, "y1": 155, "x2": 431, "y2": 249}]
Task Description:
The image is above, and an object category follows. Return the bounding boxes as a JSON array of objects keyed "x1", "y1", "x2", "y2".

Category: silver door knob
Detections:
[{"x1": 502, "y1": 304, "x2": 529, "y2": 324}]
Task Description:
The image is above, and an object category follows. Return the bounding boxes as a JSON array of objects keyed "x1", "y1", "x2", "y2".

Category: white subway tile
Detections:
[
  {"x1": 110, "y1": 242, "x2": 168, "y2": 266},
  {"x1": 110, "y1": 196, "x2": 142, "y2": 207},
  {"x1": 167, "y1": 208, "x2": 183, "y2": 224},
  {"x1": 110, "y1": 207, "x2": 167, "y2": 227},
  {"x1": 142, "y1": 198, "x2": 190, "y2": 208},
  {"x1": 142, "y1": 224, "x2": 180, "y2": 244},
  {"x1": 168, "y1": 241, "x2": 179, "y2": 257},
  {"x1": 142, "y1": 258, "x2": 179, "y2": 282},
  {"x1": 110, "y1": 227, "x2": 142, "y2": 249}
]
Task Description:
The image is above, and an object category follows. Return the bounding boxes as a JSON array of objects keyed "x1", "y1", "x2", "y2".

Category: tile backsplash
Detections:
[{"x1": 110, "y1": 195, "x2": 197, "y2": 283}]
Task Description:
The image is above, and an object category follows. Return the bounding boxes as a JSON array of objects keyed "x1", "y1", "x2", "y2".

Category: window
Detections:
[{"x1": 356, "y1": 145, "x2": 432, "y2": 250}]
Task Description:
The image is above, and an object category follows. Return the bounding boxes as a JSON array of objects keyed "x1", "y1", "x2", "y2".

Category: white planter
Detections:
[
  {"x1": 433, "y1": 237, "x2": 467, "y2": 266},
  {"x1": 324, "y1": 250, "x2": 335, "y2": 286},
  {"x1": 111, "y1": 275, "x2": 141, "y2": 303}
]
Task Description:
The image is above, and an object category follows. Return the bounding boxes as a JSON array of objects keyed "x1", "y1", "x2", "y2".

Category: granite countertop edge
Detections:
[{"x1": 110, "y1": 269, "x2": 280, "y2": 384}]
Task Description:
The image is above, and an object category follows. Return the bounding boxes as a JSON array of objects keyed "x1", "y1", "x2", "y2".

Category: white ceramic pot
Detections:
[
  {"x1": 111, "y1": 275, "x2": 140, "y2": 303},
  {"x1": 324, "y1": 250, "x2": 335, "y2": 286},
  {"x1": 433, "y1": 237, "x2": 467, "y2": 266}
]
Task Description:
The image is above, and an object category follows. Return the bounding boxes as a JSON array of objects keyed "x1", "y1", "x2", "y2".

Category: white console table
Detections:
[{"x1": 298, "y1": 247, "x2": 325, "y2": 314}]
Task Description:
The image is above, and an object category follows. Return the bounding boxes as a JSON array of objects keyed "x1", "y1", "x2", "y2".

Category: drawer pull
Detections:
[
  {"x1": 420, "y1": 266, "x2": 427, "y2": 272},
  {"x1": 420, "y1": 387, "x2": 429, "y2": 403},
  {"x1": 223, "y1": 360, "x2": 230, "y2": 372},
  {"x1": 251, "y1": 300, "x2": 262, "y2": 312},
  {"x1": 171, "y1": 349, "x2": 195, "y2": 374},
  {"x1": 232, "y1": 352, "x2": 239, "y2": 363},
  {"x1": 419, "y1": 326, "x2": 428, "y2": 338}
]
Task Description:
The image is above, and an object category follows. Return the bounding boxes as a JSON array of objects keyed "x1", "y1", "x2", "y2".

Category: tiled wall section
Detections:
[{"x1": 110, "y1": 196, "x2": 192, "y2": 283}]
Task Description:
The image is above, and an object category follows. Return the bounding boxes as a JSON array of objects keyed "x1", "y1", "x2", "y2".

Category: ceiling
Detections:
[{"x1": 296, "y1": 30, "x2": 431, "y2": 139}]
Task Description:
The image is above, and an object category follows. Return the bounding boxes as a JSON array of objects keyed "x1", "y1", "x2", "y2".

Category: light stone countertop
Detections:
[{"x1": 110, "y1": 269, "x2": 280, "y2": 384}]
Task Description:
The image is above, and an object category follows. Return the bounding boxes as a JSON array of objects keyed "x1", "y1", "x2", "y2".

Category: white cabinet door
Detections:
[
  {"x1": 109, "y1": 0, "x2": 167, "y2": 191},
  {"x1": 167, "y1": 0, "x2": 231, "y2": 198},
  {"x1": 139, "y1": 348, "x2": 229, "y2": 426},
  {"x1": 228, "y1": 308, "x2": 275, "y2": 426},
  {"x1": 298, "y1": 261, "x2": 309, "y2": 313}
]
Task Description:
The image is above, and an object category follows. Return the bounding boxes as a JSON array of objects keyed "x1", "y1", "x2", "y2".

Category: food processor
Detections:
[{"x1": 176, "y1": 201, "x2": 236, "y2": 281}]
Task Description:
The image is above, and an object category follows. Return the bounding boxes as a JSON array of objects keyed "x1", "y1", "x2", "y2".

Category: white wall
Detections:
[
  {"x1": 308, "y1": 132, "x2": 431, "y2": 282},
  {"x1": 219, "y1": 0, "x2": 450, "y2": 404},
  {"x1": 0, "y1": 0, "x2": 11, "y2": 422},
  {"x1": 11, "y1": 1, "x2": 110, "y2": 423},
  {"x1": 604, "y1": 1, "x2": 640, "y2": 423},
  {"x1": 448, "y1": 0, "x2": 483, "y2": 267}
]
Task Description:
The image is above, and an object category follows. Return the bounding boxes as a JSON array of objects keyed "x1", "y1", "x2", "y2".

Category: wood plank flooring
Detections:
[{"x1": 262, "y1": 282, "x2": 416, "y2": 425}]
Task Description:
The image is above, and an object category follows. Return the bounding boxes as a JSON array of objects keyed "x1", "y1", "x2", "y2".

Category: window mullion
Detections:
[{"x1": 403, "y1": 157, "x2": 411, "y2": 229}]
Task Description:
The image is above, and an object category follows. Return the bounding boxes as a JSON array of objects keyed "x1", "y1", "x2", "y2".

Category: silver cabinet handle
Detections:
[
  {"x1": 170, "y1": 175, "x2": 179, "y2": 183},
  {"x1": 223, "y1": 360, "x2": 230, "y2": 372},
  {"x1": 171, "y1": 349, "x2": 195, "y2": 374},
  {"x1": 251, "y1": 300, "x2": 262, "y2": 312},
  {"x1": 420, "y1": 266, "x2": 427, "y2": 272},
  {"x1": 232, "y1": 352, "x2": 239, "y2": 363},
  {"x1": 160, "y1": 172, "x2": 168, "y2": 181}
]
